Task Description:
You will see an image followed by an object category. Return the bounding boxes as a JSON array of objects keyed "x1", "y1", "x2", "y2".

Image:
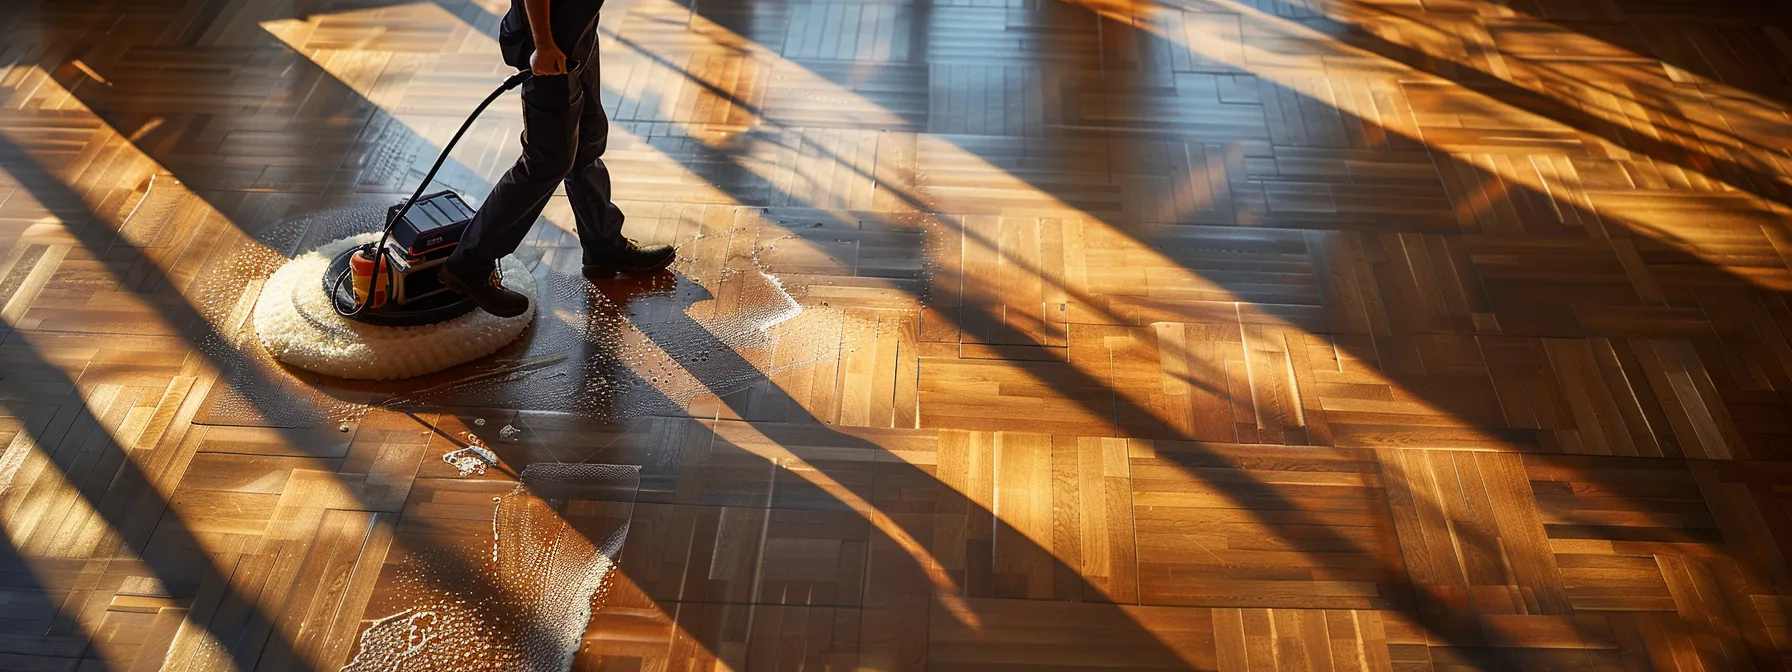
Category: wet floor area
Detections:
[{"x1": 341, "y1": 464, "x2": 638, "y2": 672}]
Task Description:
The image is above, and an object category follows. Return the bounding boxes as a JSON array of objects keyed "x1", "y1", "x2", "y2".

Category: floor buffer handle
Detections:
[{"x1": 333, "y1": 67, "x2": 541, "y2": 317}]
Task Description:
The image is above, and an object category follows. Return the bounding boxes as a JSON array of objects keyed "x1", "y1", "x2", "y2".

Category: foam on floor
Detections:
[
  {"x1": 340, "y1": 463, "x2": 638, "y2": 672},
  {"x1": 252, "y1": 234, "x2": 536, "y2": 380}
]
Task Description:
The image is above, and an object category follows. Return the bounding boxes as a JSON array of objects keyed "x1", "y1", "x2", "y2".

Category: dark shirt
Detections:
[{"x1": 498, "y1": 0, "x2": 604, "y2": 70}]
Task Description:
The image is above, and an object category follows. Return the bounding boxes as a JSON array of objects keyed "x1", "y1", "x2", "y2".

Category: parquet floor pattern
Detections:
[{"x1": 3, "y1": 0, "x2": 1792, "y2": 668}]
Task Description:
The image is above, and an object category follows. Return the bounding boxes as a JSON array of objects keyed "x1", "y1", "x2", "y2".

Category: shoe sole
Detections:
[{"x1": 438, "y1": 270, "x2": 530, "y2": 318}]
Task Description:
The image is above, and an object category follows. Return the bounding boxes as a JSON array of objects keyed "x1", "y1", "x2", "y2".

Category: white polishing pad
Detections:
[{"x1": 252, "y1": 234, "x2": 536, "y2": 380}]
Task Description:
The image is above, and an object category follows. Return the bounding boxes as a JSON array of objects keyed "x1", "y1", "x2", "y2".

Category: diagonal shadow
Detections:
[
  {"x1": 0, "y1": 66, "x2": 384, "y2": 448},
  {"x1": 0, "y1": 311, "x2": 306, "y2": 670},
  {"x1": 0, "y1": 525, "x2": 102, "y2": 669},
  {"x1": 1255, "y1": 0, "x2": 1792, "y2": 211},
  {"x1": 1599, "y1": 1, "x2": 1792, "y2": 111}
]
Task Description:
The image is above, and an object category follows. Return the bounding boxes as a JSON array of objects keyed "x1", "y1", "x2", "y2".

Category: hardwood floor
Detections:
[{"x1": 3, "y1": 0, "x2": 1792, "y2": 668}]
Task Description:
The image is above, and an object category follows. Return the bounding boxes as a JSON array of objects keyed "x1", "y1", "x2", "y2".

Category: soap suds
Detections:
[{"x1": 341, "y1": 463, "x2": 638, "y2": 672}]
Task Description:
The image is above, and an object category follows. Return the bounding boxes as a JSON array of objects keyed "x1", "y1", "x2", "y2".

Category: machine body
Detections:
[{"x1": 345, "y1": 191, "x2": 475, "y2": 310}]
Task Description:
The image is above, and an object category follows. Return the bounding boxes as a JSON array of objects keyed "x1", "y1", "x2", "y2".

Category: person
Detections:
[{"x1": 439, "y1": 0, "x2": 675, "y2": 317}]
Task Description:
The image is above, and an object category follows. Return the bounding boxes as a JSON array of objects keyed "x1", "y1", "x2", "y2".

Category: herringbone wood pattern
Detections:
[{"x1": 4, "y1": 0, "x2": 1792, "y2": 668}]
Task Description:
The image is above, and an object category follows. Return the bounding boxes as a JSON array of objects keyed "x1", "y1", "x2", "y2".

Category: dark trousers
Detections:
[{"x1": 449, "y1": 55, "x2": 623, "y2": 275}]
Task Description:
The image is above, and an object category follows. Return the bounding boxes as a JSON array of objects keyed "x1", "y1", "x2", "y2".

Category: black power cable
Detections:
[{"x1": 333, "y1": 67, "x2": 540, "y2": 317}]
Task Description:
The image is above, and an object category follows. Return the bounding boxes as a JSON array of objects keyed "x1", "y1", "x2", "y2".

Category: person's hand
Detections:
[{"x1": 530, "y1": 44, "x2": 567, "y2": 75}]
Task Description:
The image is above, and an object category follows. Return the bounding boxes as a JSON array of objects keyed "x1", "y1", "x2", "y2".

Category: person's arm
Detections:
[{"x1": 524, "y1": 0, "x2": 566, "y2": 75}]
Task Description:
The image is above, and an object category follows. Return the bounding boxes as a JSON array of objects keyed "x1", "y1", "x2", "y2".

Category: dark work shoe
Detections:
[
  {"x1": 439, "y1": 264, "x2": 530, "y2": 318},
  {"x1": 582, "y1": 239, "x2": 676, "y2": 279}
]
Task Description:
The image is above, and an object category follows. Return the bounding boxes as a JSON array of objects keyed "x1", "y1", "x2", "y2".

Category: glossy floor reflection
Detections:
[{"x1": 3, "y1": 0, "x2": 1792, "y2": 669}]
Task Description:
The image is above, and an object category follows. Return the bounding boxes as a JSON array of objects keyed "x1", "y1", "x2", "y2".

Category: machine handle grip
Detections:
[{"x1": 501, "y1": 59, "x2": 579, "y2": 90}]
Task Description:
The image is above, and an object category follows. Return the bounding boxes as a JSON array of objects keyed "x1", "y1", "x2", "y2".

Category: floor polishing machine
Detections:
[{"x1": 327, "y1": 65, "x2": 563, "y2": 326}]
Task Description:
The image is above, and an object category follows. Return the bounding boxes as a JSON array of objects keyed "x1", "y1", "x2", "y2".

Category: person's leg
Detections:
[
  {"x1": 442, "y1": 73, "x2": 584, "y2": 315},
  {"x1": 448, "y1": 73, "x2": 582, "y2": 277},
  {"x1": 564, "y1": 59, "x2": 626, "y2": 250},
  {"x1": 564, "y1": 57, "x2": 676, "y2": 276}
]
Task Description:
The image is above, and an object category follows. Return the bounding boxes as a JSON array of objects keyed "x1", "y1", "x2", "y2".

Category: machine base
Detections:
[
  {"x1": 324, "y1": 247, "x2": 479, "y2": 327},
  {"x1": 253, "y1": 234, "x2": 536, "y2": 381}
]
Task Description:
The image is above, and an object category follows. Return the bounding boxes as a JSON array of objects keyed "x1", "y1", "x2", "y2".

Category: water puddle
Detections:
[{"x1": 342, "y1": 463, "x2": 639, "y2": 672}]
